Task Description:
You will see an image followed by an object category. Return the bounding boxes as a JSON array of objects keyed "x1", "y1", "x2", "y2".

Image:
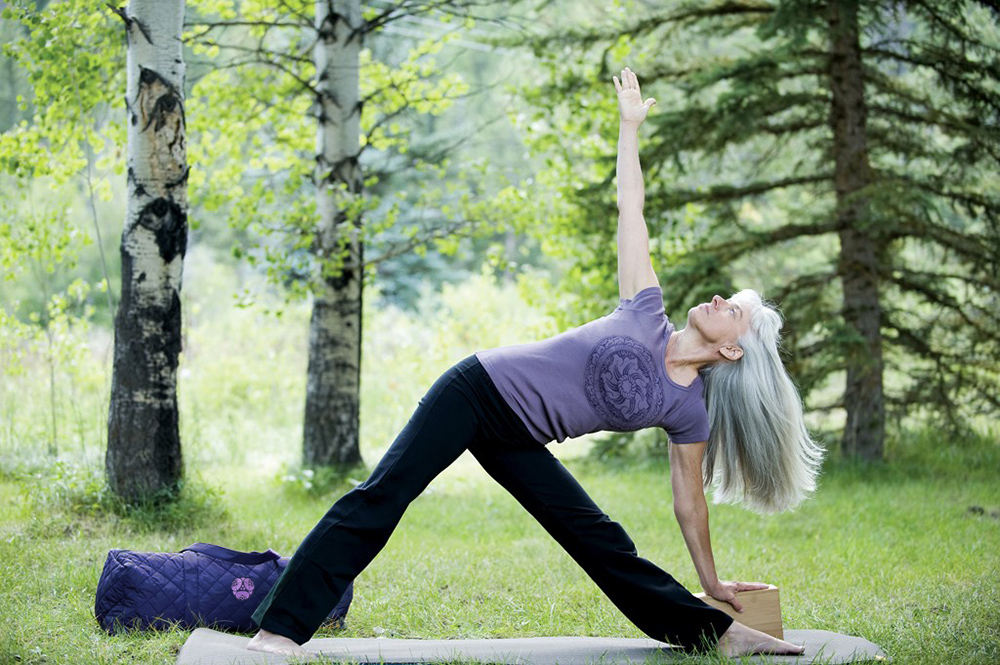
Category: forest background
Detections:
[{"x1": 0, "y1": 1, "x2": 998, "y2": 664}]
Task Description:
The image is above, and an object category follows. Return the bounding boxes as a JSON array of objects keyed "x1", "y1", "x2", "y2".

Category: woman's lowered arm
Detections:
[
  {"x1": 614, "y1": 67, "x2": 659, "y2": 301},
  {"x1": 669, "y1": 441, "x2": 722, "y2": 595},
  {"x1": 669, "y1": 440, "x2": 770, "y2": 612}
]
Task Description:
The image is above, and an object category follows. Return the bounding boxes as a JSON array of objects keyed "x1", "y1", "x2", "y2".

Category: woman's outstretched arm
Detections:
[{"x1": 613, "y1": 67, "x2": 659, "y2": 301}]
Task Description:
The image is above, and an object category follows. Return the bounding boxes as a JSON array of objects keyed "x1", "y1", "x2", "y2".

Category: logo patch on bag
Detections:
[{"x1": 231, "y1": 577, "x2": 255, "y2": 600}]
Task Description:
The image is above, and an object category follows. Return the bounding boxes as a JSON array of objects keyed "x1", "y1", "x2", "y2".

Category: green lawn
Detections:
[{"x1": 1, "y1": 433, "x2": 998, "y2": 665}]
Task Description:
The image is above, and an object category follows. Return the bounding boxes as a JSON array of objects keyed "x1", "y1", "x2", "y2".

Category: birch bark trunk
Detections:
[
  {"x1": 106, "y1": 0, "x2": 188, "y2": 500},
  {"x1": 303, "y1": 0, "x2": 363, "y2": 466},
  {"x1": 827, "y1": 0, "x2": 885, "y2": 460}
]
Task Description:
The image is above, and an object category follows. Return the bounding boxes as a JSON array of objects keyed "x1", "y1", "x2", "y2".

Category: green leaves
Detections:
[
  {"x1": 1, "y1": 0, "x2": 125, "y2": 328},
  {"x1": 181, "y1": 1, "x2": 499, "y2": 304},
  {"x1": 3, "y1": 1, "x2": 123, "y2": 172}
]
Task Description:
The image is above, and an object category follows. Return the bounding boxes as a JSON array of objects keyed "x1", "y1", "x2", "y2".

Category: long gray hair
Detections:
[{"x1": 699, "y1": 290, "x2": 825, "y2": 514}]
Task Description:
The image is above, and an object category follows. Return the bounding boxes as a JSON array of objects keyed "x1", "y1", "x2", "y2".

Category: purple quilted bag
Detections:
[{"x1": 94, "y1": 542, "x2": 353, "y2": 634}]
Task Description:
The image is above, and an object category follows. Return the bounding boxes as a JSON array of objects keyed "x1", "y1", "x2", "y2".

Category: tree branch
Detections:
[
  {"x1": 886, "y1": 272, "x2": 1000, "y2": 341},
  {"x1": 660, "y1": 173, "x2": 832, "y2": 207}
]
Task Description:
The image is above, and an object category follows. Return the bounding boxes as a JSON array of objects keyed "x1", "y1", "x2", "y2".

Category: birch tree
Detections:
[
  {"x1": 106, "y1": 0, "x2": 188, "y2": 501},
  {"x1": 304, "y1": 0, "x2": 363, "y2": 466}
]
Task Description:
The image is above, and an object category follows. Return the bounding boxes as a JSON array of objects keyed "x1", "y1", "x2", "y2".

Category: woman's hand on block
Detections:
[{"x1": 703, "y1": 580, "x2": 771, "y2": 612}]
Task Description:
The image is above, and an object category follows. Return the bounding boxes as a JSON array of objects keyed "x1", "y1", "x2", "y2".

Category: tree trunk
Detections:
[
  {"x1": 303, "y1": 0, "x2": 363, "y2": 467},
  {"x1": 827, "y1": 0, "x2": 885, "y2": 461},
  {"x1": 106, "y1": 0, "x2": 187, "y2": 501}
]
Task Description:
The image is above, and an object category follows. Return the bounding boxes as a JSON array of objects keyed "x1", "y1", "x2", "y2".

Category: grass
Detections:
[{"x1": 1, "y1": 432, "x2": 998, "y2": 665}]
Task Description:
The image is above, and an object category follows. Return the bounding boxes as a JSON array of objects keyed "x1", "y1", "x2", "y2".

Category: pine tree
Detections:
[{"x1": 519, "y1": 0, "x2": 999, "y2": 460}]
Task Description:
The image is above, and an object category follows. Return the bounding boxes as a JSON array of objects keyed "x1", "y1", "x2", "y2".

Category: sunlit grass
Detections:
[{"x1": 2, "y1": 441, "x2": 998, "y2": 664}]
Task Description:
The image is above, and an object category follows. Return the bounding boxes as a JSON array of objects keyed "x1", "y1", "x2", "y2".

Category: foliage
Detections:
[
  {"x1": 0, "y1": 184, "x2": 89, "y2": 280},
  {"x1": 883, "y1": 421, "x2": 1000, "y2": 482},
  {"x1": 14, "y1": 458, "x2": 228, "y2": 533},
  {"x1": 512, "y1": 0, "x2": 1000, "y2": 445},
  {"x1": 0, "y1": 0, "x2": 124, "y2": 337},
  {"x1": 275, "y1": 461, "x2": 366, "y2": 499},
  {"x1": 588, "y1": 426, "x2": 670, "y2": 461},
  {"x1": 0, "y1": 0, "x2": 538, "y2": 320},
  {"x1": 0, "y1": 0, "x2": 124, "y2": 182},
  {"x1": 0, "y1": 278, "x2": 102, "y2": 459},
  {"x1": 183, "y1": 0, "x2": 527, "y2": 305}
]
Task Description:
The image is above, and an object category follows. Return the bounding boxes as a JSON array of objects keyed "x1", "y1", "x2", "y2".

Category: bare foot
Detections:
[
  {"x1": 247, "y1": 629, "x2": 308, "y2": 657},
  {"x1": 717, "y1": 621, "x2": 806, "y2": 658}
]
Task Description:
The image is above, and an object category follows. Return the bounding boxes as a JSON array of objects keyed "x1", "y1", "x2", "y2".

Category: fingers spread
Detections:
[{"x1": 613, "y1": 76, "x2": 622, "y2": 93}]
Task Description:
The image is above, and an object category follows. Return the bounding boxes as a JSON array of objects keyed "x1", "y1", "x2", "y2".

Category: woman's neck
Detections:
[{"x1": 665, "y1": 328, "x2": 716, "y2": 385}]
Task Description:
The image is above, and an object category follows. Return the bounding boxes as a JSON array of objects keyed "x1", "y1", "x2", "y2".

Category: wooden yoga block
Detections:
[{"x1": 694, "y1": 584, "x2": 784, "y2": 639}]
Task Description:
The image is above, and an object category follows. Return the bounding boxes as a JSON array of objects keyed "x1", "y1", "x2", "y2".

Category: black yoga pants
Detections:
[{"x1": 250, "y1": 354, "x2": 734, "y2": 651}]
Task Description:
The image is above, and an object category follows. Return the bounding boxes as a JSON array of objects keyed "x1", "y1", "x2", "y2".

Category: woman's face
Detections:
[{"x1": 687, "y1": 294, "x2": 751, "y2": 349}]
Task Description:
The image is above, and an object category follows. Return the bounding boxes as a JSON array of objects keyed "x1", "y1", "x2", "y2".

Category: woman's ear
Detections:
[{"x1": 719, "y1": 344, "x2": 744, "y2": 361}]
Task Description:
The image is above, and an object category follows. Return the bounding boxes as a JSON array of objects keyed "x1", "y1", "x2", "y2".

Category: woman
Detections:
[{"x1": 248, "y1": 67, "x2": 822, "y2": 658}]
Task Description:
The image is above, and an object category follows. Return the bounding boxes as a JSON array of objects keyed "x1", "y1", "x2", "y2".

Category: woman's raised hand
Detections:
[{"x1": 613, "y1": 67, "x2": 656, "y2": 126}]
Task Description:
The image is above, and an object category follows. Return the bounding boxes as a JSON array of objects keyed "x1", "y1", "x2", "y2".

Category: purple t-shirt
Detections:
[{"x1": 475, "y1": 286, "x2": 710, "y2": 445}]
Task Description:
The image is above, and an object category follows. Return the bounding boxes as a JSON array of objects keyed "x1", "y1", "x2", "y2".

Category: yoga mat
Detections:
[{"x1": 175, "y1": 628, "x2": 887, "y2": 664}]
